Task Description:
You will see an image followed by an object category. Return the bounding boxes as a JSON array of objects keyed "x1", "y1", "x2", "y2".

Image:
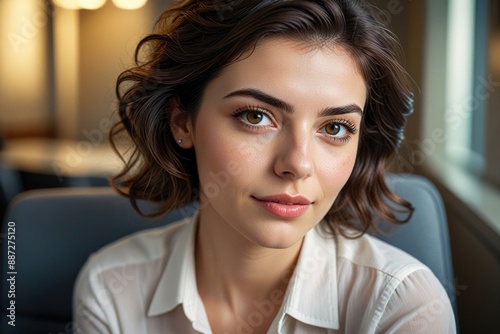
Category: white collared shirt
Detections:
[{"x1": 73, "y1": 214, "x2": 456, "y2": 333}]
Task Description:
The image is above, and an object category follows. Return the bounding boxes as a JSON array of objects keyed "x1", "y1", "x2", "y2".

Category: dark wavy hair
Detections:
[{"x1": 110, "y1": 0, "x2": 414, "y2": 237}]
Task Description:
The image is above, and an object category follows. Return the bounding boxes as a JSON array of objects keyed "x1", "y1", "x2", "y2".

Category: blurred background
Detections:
[
  {"x1": 0, "y1": 0, "x2": 169, "y2": 213},
  {"x1": 0, "y1": 0, "x2": 499, "y2": 332}
]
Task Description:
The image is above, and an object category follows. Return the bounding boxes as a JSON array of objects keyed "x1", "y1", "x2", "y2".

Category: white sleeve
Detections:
[
  {"x1": 376, "y1": 269, "x2": 457, "y2": 334},
  {"x1": 72, "y1": 256, "x2": 113, "y2": 334}
]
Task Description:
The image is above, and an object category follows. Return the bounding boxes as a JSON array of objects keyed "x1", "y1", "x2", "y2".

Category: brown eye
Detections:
[
  {"x1": 324, "y1": 123, "x2": 341, "y2": 135},
  {"x1": 246, "y1": 112, "x2": 264, "y2": 124},
  {"x1": 320, "y1": 120, "x2": 356, "y2": 143},
  {"x1": 233, "y1": 108, "x2": 273, "y2": 127}
]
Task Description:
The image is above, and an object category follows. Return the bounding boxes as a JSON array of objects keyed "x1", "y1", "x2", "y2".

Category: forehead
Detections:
[{"x1": 205, "y1": 37, "x2": 368, "y2": 110}]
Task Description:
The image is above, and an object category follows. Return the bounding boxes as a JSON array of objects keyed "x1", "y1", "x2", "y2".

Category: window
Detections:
[{"x1": 419, "y1": 0, "x2": 500, "y2": 229}]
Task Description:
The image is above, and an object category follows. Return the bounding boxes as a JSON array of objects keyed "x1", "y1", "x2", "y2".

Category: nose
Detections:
[{"x1": 273, "y1": 129, "x2": 314, "y2": 180}]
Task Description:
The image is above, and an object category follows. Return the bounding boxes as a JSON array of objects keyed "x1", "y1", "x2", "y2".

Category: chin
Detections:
[{"x1": 248, "y1": 225, "x2": 306, "y2": 249}]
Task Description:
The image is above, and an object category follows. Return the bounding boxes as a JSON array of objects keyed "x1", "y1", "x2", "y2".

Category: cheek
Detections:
[
  {"x1": 317, "y1": 148, "x2": 358, "y2": 193},
  {"x1": 340, "y1": 152, "x2": 358, "y2": 182},
  {"x1": 194, "y1": 125, "x2": 250, "y2": 189},
  {"x1": 194, "y1": 110, "x2": 271, "y2": 193}
]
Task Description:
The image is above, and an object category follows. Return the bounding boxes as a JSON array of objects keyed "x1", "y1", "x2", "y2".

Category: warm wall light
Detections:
[
  {"x1": 53, "y1": 0, "x2": 146, "y2": 10},
  {"x1": 77, "y1": 0, "x2": 106, "y2": 9},
  {"x1": 76, "y1": 0, "x2": 107, "y2": 10},
  {"x1": 111, "y1": 0, "x2": 147, "y2": 10},
  {"x1": 52, "y1": 0, "x2": 80, "y2": 9}
]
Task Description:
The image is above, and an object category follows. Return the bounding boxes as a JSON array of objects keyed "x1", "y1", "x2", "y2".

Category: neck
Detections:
[{"x1": 195, "y1": 205, "x2": 302, "y2": 312}]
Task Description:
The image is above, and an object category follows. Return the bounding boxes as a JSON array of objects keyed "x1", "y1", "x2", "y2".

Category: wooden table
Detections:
[{"x1": 0, "y1": 138, "x2": 124, "y2": 180}]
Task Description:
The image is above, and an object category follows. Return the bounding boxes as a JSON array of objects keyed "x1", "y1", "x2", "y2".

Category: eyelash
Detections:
[
  {"x1": 230, "y1": 106, "x2": 358, "y2": 143},
  {"x1": 322, "y1": 119, "x2": 358, "y2": 143},
  {"x1": 230, "y1": 106, "x2": 275, "y2": 130}
]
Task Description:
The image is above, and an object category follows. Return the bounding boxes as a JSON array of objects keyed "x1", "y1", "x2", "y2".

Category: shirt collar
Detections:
[
  {"x1": 279, "y1": 223, "x2": 339, "y2": 330},
  {"x1": 148, "y1": 214, "x2": 339, "y2": 331},
  {"x1": 147, "y1": 213, "x2": 211, "y2": 332}
]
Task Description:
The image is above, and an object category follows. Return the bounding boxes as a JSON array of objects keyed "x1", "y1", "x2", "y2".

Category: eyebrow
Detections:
[
  {"x1": 317, "y1": 104, "x2": 363, "y2": 118},
  {"x1": 223, "y1": 88, "x2": 363, "y2": 117},
  {"x1": 224, "y1": 88, "x2": 294, "y2": 113}
]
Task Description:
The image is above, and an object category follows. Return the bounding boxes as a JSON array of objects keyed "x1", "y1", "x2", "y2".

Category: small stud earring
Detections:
[{"x1": 177, "y1": 138, "x2": 184, "y2": 145}]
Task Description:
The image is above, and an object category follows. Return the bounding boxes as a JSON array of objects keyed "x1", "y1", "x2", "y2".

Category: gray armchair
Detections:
[{"x1": 0, "y1": 174, "x2": 456, "y2": 333}]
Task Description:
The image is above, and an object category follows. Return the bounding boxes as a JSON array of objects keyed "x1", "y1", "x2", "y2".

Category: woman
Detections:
[{"x1": 74, "y1": 0, "x2": 456, "y2": 333}]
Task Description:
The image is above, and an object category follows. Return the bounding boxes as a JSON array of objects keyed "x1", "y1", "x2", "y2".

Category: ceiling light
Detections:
[
  {"x1": 111, "y1": 0, "x2": 147, "y2": 10},
  {"x1": 76, "y1": 0, "x2": 107, "y2": 10},
  {"x1": 52, "y1": 0, "x2": 80, "y2": 9}
]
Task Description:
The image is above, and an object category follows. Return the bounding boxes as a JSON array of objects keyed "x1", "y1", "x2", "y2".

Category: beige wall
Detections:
[
  {"x1": 0, "y1": 0, "x2": 171, "y2": 139},
  {"x1": 0, "y1": 0, "x2": 52, "y2": 136},
  {"x1": 77, "y1": 0, "x2": 157, "y2": 138}
]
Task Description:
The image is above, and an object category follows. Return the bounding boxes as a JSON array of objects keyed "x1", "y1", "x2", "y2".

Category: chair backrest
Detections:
[
  {"x1": 1, "y1": 187, "x2": 196, "y2": 334},
  {"x1": 0, "y1": 165, "x2": 23, "y2": 221},
  {"x1": 376, "y1": 174, "x2": 457, "y2": 316},
  {"x1": 0, "y1": 174, "x2": 456, "y2": 333}
]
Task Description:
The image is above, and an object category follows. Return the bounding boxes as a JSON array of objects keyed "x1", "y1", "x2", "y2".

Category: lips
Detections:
[
  {"x1": 253, "y1": 194, "x2": 312, "y2": 219},
  {"x1": 256, "y1": 194, "x2": 312, "y2": 205}
]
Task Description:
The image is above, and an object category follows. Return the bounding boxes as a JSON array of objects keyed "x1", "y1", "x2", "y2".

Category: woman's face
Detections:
[{"x1": 187, "y1": 38, "x2": 367, "y2": 249}]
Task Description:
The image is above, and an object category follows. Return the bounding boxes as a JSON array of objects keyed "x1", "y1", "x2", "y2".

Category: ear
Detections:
[{"x1": 169, "y1": 99, "x2": 194, "y2": 149}]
